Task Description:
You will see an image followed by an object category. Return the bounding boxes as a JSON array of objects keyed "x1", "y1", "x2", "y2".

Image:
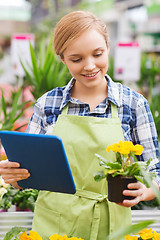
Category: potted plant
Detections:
[
  {"x1": 12, "y1": 189, "x2": 39, "y2": 212},
  {"x1": 94, "y1": 141, "x2": 156, "y2": 203},
  {"x1": 0, "y1": 183, "x2": 17, "y2": 212},
  {"x1": 0, "y1": 87, "x2": 30, "y2": 131}
]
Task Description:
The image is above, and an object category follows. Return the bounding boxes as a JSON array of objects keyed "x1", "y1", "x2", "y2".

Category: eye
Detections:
[
  {"x1": 71, "y1": 58, "x2": 81, "y2": 63},
  {"x1": 94, "y1": 52, "x2": 103, "y2": 57}
]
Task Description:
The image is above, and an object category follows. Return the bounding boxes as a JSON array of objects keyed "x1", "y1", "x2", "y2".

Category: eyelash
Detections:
[{"x1": 71, "y1": 52, "x2": 103, "y2": 63}]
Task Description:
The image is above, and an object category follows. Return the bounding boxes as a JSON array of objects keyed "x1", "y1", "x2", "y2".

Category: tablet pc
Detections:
[{"x1": 0, "y1": 131, "x2": 76, "y2": 194}]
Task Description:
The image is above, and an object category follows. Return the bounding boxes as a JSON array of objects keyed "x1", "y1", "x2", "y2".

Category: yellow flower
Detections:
[
  {"x1": 19, "y1": 232, "x2": 28, "y2": 240},
  {"x1": 138, "y1": 228, "x2": 154, "y2": 239},
  {"x1": 49, "y1": 234, "x2": 64, "y2": 240},
  {"x1": 49, "y1": 235, "x2": 84, "y2": 240},
  {"x1": 125, "y1": 235, "x2": 138, "y2": 240},
  {"x1": 19, "y1": 231, "x2": 43, "y2": 240},
  {"x1": 106, "y1": 141, "x2": 143, "y2": 156},
  {"x1": 153, "y1": 231, "x2": 160, "y2": 240},
  {"x1": 133, "y1": 144, "x2": 144, "y2": 155}
]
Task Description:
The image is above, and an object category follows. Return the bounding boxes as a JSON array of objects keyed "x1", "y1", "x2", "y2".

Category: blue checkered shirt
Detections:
[{"x1": 26, "y1": 75, "x2": 160, "y2": 186}]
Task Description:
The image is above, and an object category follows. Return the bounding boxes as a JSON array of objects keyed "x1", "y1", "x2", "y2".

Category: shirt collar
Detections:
[
  {"x1": 60, "y1": 78, "x2": 75, "y2": 111},
  {"x1": 106, "y1": 74, "x2": 121, "y2": 107},
  {"x1": 60, "y1": 75, "x2": 121, "y2": 111}
]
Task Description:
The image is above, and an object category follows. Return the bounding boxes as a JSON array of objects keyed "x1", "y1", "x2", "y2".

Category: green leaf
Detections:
[
  {"x1": 29, "y1": 42, "x2": 40, "y2": 84},
  {"x1": 9, "y1": 88, "x2": 22, "y2": 122},
  {"x1": 20, "y1": 59, "x2": 37, "y2": 87},
  {"x1": 116, "y1": 152, "x2": 122, "y2": 164},
  {"x1": 1, "y1": 90, "x2": 7, "y2": 120},
  {"x1": 95, "y1": 153, "x2": 107, "y2": 163},
  {"x1": 39, "y1": 39, "x2": 45, "y2": 69},
  {"x1": 93, "y1": 171, "x2": 105, "y2": 181},
  {"x1": 105, "y1": 162, "x2": 122, "y2": 169},
  {"x1": 3, "y1": 226, "x2": 27, "y2": 240},
  {"x1": 106, "y1": 220, "x2": 155, "y2": 240}
]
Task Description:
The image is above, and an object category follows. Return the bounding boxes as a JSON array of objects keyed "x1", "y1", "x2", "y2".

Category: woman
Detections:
[{"x1": 0, "y1": 11, "x2": 160, "y2": 240}]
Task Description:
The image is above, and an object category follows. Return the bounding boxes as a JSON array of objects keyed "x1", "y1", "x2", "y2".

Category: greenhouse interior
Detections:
[{"x1": 0, "y1": 0, "x2": 160, "y2": 240}]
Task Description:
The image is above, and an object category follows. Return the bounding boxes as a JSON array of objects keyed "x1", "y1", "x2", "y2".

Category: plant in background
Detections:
[
  {"x1": 148, "y1": 93, "x2": 160, "y2": 141},
  {"x1": 0, "y1": 184, "x2": 18, "y2": 211},
  {"x1": 20, "y1": 37, "x2": 71, "y2": 100},
  {"x1": 0, "y1": 87, "x2": 30, "y2": 131},
  {"x1": 137, "y1": 53, "x2": 160, "y2": 98},
  {"x1": 125, "y1": 228, "x2": 160, "y2": 240},
  {"x1": 0, "y1": 176, "x2": 10, "y2": 200},
  {"x1": 2, "y1": 227, "x2": 84, "y2": 240},
  {"x1": 12, "y1": 189, "x2": 39, "y2": 212}
]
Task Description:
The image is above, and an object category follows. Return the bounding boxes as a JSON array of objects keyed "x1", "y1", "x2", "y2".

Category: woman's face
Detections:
[{"x1": 61, "y1": 28, "x2": 109, "y2": 90}]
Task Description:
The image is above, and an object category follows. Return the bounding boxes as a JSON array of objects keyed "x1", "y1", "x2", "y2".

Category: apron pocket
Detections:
[{"x1": 32, "y1": 203, "x2": 61, "y2": 238}]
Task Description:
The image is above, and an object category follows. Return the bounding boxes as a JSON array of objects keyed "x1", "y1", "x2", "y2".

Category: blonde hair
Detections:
[{"x1": 53, "y1": 11, "x2": 109, "y2": 58}]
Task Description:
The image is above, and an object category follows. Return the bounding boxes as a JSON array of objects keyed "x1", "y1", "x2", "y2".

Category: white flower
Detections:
[{"x1": 0, "y1": 188, "x2": 7, "y2": 199}]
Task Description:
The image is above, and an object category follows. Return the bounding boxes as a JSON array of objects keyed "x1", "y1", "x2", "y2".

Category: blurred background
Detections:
[
  {"x1": 0, "y1": 0, "x2": 160, "y2": 142},
  {"x1": 0, "y1": 0, "x2": 160, "y2": 217},
  {"x1": 0, "y1": 0, "x2": 160, "y2": 143}
]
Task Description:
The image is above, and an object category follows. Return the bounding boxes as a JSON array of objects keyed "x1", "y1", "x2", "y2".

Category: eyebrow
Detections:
[{"x1": 68, "y1": 47, "x2": 104, "y2": 57}]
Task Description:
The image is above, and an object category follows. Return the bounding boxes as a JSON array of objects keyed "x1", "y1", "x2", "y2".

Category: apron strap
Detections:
[
  {"x1": 61, "y1": 103, "x2": 119, "y2": 118},
  {"x1": 61, "y1": 104, "x2": 69, "y2": 115},
  {"x1": 111, "y1": 103, "x2": 118, "y2": 118},
  {"x1": 75, "y1": 189, "x2": 108, "y2": 240}
]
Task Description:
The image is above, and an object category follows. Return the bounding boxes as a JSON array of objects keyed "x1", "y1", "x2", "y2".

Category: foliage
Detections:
[
  {"x1": 107, "y1": 222, "x2": 155, "y2": 240},
  {"x1": 132, "y1": 198, "x2": 160, "y2": 210},
  {"x1": 78, "y1": 0, "x2": 113, "y2": 15},
  {"x1": 12, "y1": 189, "x2": 39, "y2": 212},
  {"x1": 0, "y1": 185, "x2": 17, "y2": 210},
  {"x1": 148, "y1": 93, "x2": 160, "y2": 140},
  {"x1": 0, "y1": 176, "x2": 10, "y2": 200},
  {"x1": 0, "y1": 187, "x2": 39, "y2": 211},
  {"x1": 20, "y1": 37, "x2": 71, "y2": 100},
  {"x1": 125, "y1": 228, "x2": 160, "y2": 240},
  {"x1": 137, "y1": 53, "x2": 160, "y2": 95},
  {"x1": 3, "y1": 227, "x2": 27, "y2": 240},
  {"x1": 0, "y1": 87, "x2": 30, "y2": 131},
  {"x1": 94, "y1": 141, "x2": 156, "y2": 187},
  {"x1": 3, "y1": 228, "x2": 84, "y2": 240}
]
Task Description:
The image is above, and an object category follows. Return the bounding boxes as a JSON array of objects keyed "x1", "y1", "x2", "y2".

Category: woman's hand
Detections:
[
  {"x1": 118, "y1": 180, "x2": 159, "y2": 208},
  {"x1": 0, "y1": 159, "x2": 30, "y2": 188}
]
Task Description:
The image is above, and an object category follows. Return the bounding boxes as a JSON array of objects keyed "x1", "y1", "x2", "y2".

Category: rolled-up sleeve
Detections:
[{"x1": 26, "y1": 97, "x2": 47, "y2": 135}]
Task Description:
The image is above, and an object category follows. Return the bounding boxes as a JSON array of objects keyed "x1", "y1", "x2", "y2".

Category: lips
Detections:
[{"x1": 82, "y1": 70, "x2": 100, "y2": 78}]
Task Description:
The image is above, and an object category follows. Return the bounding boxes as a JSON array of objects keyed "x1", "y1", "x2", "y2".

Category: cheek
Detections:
[
  {"x1": 67, "y1": 64, "x2": 82, "y2": 75},
  {"x1": 98, "y1": 55, "x2": 108, "y2": 69}
]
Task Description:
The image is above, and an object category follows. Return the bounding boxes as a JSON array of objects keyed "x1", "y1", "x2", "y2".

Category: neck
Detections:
[{"x1": 71, "y1": 78, "x2": 108, "y2": 111}]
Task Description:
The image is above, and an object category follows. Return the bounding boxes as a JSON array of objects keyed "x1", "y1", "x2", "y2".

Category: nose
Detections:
[{"x1": 83, "y1": 58, "x2": 96, "y2": 71}]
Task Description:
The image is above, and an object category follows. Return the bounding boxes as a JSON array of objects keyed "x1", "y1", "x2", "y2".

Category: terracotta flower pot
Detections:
[{"x1": 107, "y1": 175, "x2": 137, "y2": 203}]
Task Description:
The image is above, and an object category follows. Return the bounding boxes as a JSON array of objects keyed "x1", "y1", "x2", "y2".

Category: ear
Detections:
[{"x1": 60, "y1": 55, "x2": 66, "y2": 65}]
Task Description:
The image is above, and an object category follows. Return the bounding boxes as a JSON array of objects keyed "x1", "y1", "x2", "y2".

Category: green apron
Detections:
[{"x1": 32, "y1": 103, "x2": 131, "y2": 240}]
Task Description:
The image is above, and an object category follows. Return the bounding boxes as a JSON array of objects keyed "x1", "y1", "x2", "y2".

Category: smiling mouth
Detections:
[{"x1": 82, "y1": 71, "x2": 100, "y2": 77}]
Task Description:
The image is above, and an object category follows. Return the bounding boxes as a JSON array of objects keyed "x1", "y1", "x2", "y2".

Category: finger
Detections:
[
  {"x1": 0, "y1": 168, "x2": 29, "y2": 175},
  {"x1": 123, "y1": 189, "x2": 143, "y2": 197},
  {"x1": 127, "y1": 181, "x2": 142, "y2": 189},
  {"x1": 119, "y1": 196, "x2": 141, "y2": 208},
  {"x1": 2, "y1": 173, "x2": 30, "y2": 184},
  {"x1": 0, "y1": 160, "x2": 20, "y2": 168}
]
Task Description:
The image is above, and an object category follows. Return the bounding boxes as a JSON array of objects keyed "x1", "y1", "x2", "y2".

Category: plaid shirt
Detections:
[{"x1": 26, "y1": 75, "x2": 160, "y2": 186}]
